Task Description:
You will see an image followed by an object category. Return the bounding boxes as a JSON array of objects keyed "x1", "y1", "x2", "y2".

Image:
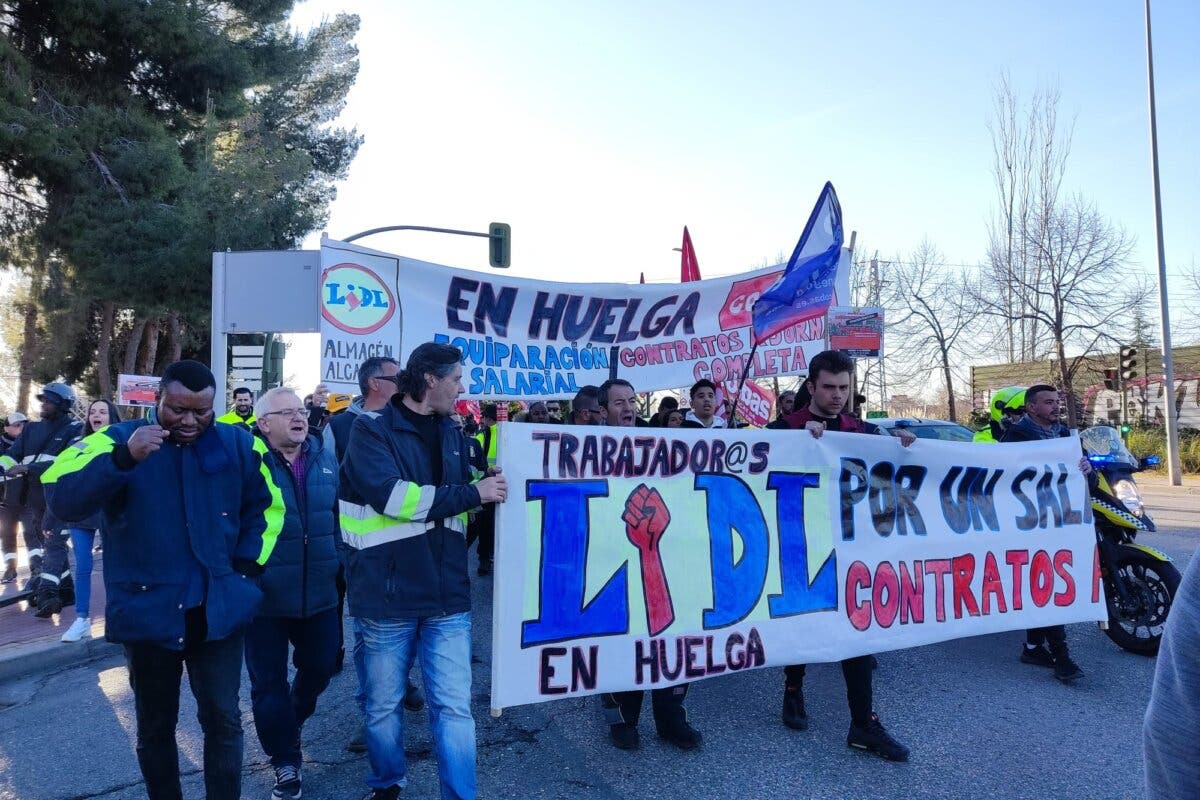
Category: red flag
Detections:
[
  {"x1": 681, "y1": 226, "x2": 702, "y2": 282},
  {"x1": 639, "y1": 272, "x2": 645, "y2": 284}
]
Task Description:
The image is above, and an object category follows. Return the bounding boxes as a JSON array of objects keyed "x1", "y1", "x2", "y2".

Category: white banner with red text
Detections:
[
  {"x1": 489, "y1": 425, "x2": 1104, "y2": 710},
  {"x1": 318, "y1": 238, "x2": 850, "y2": 399}
]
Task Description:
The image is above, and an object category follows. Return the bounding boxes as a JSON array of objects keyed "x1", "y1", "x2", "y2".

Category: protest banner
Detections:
[
  {"x1": 828, "y1": 307, "x2": 884, "y2": 358},
  {"x1": 490, "y1": 425, "x2": 1104, "y2": 710},
  {"x1": 116, "y1": 374, "x2": 160, "y2": 407},
  {"x1": 319, "y1": 240, "x2": 402, "y2": 392},
  {"x1": 318, "y1": 239, "x2": 851, "y2": 399},
  {"x1": 716, "y1": 380, "x2": 775, "y2": 427}
]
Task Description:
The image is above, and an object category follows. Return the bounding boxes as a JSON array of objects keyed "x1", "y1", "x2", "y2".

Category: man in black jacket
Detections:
[
  {"x1": 341, "y1": 342, "x2": 507, "y2": 800},
  {"x1": 247, "y1": 387, "x2": 342, "y2": 800},
  {"x1": 0, "y1": 384, "x2": 82, "y2": 596},
  {"x1": 44, "y1": 360, "x2": 282, "y2": 800},
  {"x1": 597, "y1": 377, "x2": 703, "y2": 752},
  {"x1": 999, "y1": 383, "x2": 1090, "y2": 682},
  {"x1": 0, "y1": 411, "x2": 28, "y2": 584}
]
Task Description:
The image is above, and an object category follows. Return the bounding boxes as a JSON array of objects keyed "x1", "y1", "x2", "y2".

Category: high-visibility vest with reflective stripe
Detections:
[
  {"x1": 475, "y1": 425, "x2": 498, "y2": 468},
  {"x1": 339, "y1": 499, "x2": 469, "y2": 551},
  {"x1": 216, "y1": 410, "x2": 256, "y2": 428}
]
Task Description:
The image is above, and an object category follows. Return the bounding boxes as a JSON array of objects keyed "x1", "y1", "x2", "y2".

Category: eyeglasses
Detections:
[
  {"x1": 263, "y1": 408, "x2": 308, "y2": 419},
  {"x1": 372, "y1": 374, "x2": 402, "y2": 387}
]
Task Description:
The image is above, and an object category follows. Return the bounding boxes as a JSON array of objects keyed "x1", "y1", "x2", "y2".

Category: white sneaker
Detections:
[{"x1": 62, "y1": 617, "x2": 91, "y2": 643}]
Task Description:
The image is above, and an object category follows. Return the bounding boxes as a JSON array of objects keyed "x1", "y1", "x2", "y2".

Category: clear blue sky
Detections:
[{"x1": 286, "y1": 1, "x2": 1198, "y2": 386}]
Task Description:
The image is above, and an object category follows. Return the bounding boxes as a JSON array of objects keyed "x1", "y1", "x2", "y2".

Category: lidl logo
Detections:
[{"x1": 321, "y1": 263, "x2": 396, "y2": 334}]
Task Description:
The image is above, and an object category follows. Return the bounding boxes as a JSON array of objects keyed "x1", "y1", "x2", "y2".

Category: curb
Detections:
[{"x1": 0, "y1": 632, "x2": 121, "y2": 684}]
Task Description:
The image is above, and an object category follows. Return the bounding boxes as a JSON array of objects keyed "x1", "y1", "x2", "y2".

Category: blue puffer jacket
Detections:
[
  {"x1": 257, "y1": 433, "x2": 340, "y2": 618},
  {"x1": 44, "y1": 419, "x2": 283, "y2": 649},
  {"x1": 340, "y1": 398, "x2": 481, "y2": 619}
]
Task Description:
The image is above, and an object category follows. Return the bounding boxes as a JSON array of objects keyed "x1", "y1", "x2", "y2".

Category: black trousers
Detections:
[
  {"x1": 335, "y1": 558, "x2": 348, "y2": 662},
  {"x1": 244, "y1": 609, "x2": 340, "y2": 769},
  {"x1": 601, "y1": 684, "x2": 689, "y2": 728},
  {"x1": 468, "y1": 504, "x2": 495, "y2": 563},
  {"x1": 785, "y1": 656, "x2": 874, "y2": 725},
  {"x1": 40, "y1": 526, "x2": 70, "y2": 581},
  {"x1": 1027, "y1": 624, "x2": 1067, "y2": 650},
  {"x1": 18, "y1": 506, "x2": 43, "y2": 560},
  {"x1": 123, "y1": 610, "x2": 245, "y2": 800},
  {"x1": 0, "y1": 505, "x2": 18, "y2": 564}
]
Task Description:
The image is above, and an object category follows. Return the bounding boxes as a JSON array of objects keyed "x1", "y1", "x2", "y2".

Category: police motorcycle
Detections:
[{"x1": 1080, "y1": 425, "x2": 1178, "y2": 655}]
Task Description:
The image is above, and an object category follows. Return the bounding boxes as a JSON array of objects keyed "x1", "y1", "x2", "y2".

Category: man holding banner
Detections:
[
  {"x1": 340, "y1": 342, "x2": 508, "y2": 800},
  {"x1": 783, "y1": 350, "x2": 911, "y2": 762},
  {"x1": 597, "y1": 377, "x2": 703, "y2": 752}
]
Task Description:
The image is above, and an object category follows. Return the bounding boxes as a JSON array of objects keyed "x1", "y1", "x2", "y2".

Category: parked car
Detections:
[{"x1": 871, "y1": 417, "x2": 976, "y2": 442}]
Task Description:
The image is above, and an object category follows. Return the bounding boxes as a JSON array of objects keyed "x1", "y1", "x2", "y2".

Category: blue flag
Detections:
[{"x1": 751, "y1": 182, "x2": 843, "y2": 343}]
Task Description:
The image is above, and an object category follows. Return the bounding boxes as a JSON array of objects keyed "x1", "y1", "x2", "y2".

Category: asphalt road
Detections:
[{"x1": 1, "y1": 486, "x2": 1195, "y2": 800}]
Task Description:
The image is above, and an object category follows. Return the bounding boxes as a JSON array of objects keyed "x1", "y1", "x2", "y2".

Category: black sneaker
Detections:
[
  {"x1": 656, "y1": 719, "x2": 702, "y2": 751},
  {"x1": 403, "y1": 682, "x2": 424, "y2": 712},
  {"x1": 848, "y1": 713, "x2": 909, "y2": 762},
  {"x1": 271, "y1": 765, "x2": 302, "y2": 799},
  {"x1": 363, "y1": 786, "x2": 400, "y2": 800},
  {"x1": 59, "y1": 575, "x2": 75, "y2": 607},
  {"x1": 34, "y1": 587, "x2": 61, "y2": 618},
  {"x1": 1020, "y1": 643, "x2": 1056, "y2": 668},
  {"x1": 781, "y1": 686, "x2": 809, "y2": 730},
  {"x1": 608, "y1": 722, "x2": 640, "y2": 750},
  {"x1": 1, "y1": 564, "x2": 15, "y2": 584},
  {"x1": 346, "y1": 731, "x2": 367, "y2": 754},
  {"x1": 477, "y1": 559, "x2": 493, "y2": 577},
  {"x1": 1052, "y1": 651, "x2": 1083, "y2": 682}
]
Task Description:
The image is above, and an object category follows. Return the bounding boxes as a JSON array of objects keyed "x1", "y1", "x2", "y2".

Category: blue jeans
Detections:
[
  {"x1": 356, "y1": 613, "x2": 475, "y2": 800},
  {"x1": 244, "y1": 609, "x2": 341, "y2": 768},
  {"x1": 68, "y1": 529, "x2": 96, "y2": 616}
]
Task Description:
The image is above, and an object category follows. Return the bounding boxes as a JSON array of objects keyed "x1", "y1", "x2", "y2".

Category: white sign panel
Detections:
[{"x1": 319, "y1": 241, "x2": 403, "y2": 392}]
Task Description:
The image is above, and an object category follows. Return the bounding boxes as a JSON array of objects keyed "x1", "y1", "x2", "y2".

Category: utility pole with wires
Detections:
[{"x1": 868, "y1": 253, "x2": 888, "y2": 413}]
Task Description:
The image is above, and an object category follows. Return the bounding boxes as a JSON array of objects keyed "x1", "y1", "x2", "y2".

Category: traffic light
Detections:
[
  {"x1": 1103, "y1": 368, "x2": 1118, "y2": 390},
  {"x1": 1120, "y1": 345, "x2": 1138, "y2": 382},
  {"x1": 488, "y1": 222, "x2": 511, "y2": 268}
]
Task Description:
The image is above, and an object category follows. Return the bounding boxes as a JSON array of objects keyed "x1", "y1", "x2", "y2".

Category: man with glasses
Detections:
[
  {"x1": 327, "y1": 357, "x2": 425, "y2": 758},
  {"x1": 568, "y1": 386, "x2": 602, "y2": 426},
  {"x1": 245, "y1": 388, "x2": 341, "y2": 800}
]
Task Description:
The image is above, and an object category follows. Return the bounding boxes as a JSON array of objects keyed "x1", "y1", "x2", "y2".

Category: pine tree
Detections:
[{"x1": 0, "y1": 2, "x2": 361, "y2": 396}]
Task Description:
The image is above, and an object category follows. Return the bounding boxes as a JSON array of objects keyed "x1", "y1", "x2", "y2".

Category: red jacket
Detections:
[{"x1": 783, "y1": 406, "x2": 866, "y2": 434}]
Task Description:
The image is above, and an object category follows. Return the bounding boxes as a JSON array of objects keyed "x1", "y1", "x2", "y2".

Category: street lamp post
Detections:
[{"x1": 1144, "y1": 0, "x2": 1182, "y2": 485}]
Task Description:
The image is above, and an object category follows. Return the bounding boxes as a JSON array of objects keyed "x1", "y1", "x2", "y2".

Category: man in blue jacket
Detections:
[
  {"x1": 247, "y1": 387, "x2": 341, "y2": 800},
  {"x1": 44, "y1": 360, "x2": 283, "y2": 800},
  {"x1": 341, "y1": 342, "x2": 508, "y2": 800}
]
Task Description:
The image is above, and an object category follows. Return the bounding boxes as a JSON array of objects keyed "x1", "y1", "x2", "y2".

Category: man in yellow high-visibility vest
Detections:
[
  {"x1": 468, "y1": 404, "x2": 499, "y2": 575},
  {"x1": 216, "y1": 387, "x2": 257, "y2": 431}
]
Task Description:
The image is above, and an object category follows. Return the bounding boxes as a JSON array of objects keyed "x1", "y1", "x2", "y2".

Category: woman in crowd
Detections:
[{"x1": 59, "y1": 399, "x2": 121, "y2": 643}]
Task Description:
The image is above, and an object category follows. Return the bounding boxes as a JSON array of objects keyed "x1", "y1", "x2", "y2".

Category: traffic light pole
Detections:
[
  {"x1": 1145, "y1": 0, "x2": 1182, "y2": 485},
  {"x1": 341, "y1": 223, "x2": 511, "y2": 268}
]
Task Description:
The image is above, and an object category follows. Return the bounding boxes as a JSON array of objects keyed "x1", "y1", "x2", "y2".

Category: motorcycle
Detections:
[{"x1": 1080, "y1": 425, "x2": 1179, "y2": 655}]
